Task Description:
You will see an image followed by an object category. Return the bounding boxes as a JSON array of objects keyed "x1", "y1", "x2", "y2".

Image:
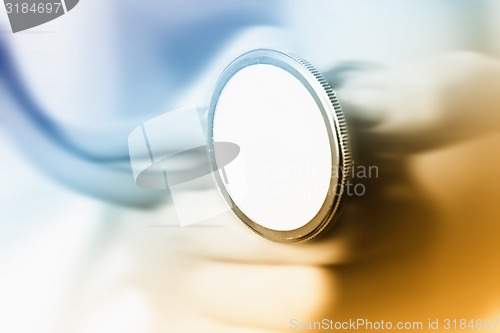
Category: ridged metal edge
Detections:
[
  {"x1": 210, "y1": 49, "x2": 352, "y2": 243},
  {"x1": 283, "y1": 52, "x2": 352, "y2": 242}
]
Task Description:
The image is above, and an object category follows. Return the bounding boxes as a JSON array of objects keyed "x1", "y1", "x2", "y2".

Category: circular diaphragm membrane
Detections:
[{"x1": 208, "y1": 49, "x2": 350, "y2": 243}]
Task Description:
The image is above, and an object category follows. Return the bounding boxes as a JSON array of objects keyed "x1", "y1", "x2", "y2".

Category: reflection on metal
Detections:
[{"x1": 208, "y1": 49, "x2": 351, "y2": 242}]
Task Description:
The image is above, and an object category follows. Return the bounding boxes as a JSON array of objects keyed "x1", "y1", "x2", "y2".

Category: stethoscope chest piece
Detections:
[{"x1": 208, "y1": 49, "x2": 351, "y2": 243}]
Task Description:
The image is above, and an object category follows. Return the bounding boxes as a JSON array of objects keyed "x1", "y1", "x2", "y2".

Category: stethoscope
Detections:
[{"x1": 129, "y1": 49, "x2": 351, "y2": 243}]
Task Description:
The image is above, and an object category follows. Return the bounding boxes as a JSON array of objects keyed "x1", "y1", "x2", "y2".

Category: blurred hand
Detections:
[
  {"x1": 336, "y1": 52, "x2": 500, "y2": 153},
  {"x1": 66, "y1": 52, "x2": 500, "y2": 333}
]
